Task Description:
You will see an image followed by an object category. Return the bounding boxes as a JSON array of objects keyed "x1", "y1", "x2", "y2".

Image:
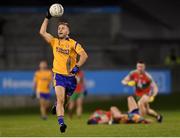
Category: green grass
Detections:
[
  {"x1": 0, "y1": 110, "x2": 180, "y2": 137},
  {"x1": 0, "y1": 94, "x2": 180, "y2": 136}
]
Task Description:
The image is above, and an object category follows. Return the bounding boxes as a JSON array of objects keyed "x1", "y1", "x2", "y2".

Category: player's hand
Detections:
[
  {"x1": 127, "y1": 81, "x2": 136, "y2": 87},
  {"x1": 149, "y1": 96, "x2": 155, "y2": 103},
  {"x1": 70, "y1": 65, "x2": 80, "y2": 75},
  {"x1": 46, "y1": 9, "x2": 52, "y2": 19}
]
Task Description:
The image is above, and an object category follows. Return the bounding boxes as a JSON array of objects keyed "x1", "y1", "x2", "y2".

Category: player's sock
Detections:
[
  {"x1": 58, "y1": 116, "x2": 64, "y2": 126},
  {"x1": 58, "y1": 116, "x2": 67, "y2": 133},
  {"x1": 157, "y1": 114, "x2": 163, "y2": 123}
]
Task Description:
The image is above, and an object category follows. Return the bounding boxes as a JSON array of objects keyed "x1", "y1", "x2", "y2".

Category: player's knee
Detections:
[
  {"x1": 142, "y1": 95, "x2": 149, "y2": 101},
  {"x1": 139, "y1": 97, "x2": 147, "y2": 105},
  {"x1": 110, "y1": 106, "x2": 116, "y2": 111},
  {"x1": 110, "y1": 106, "x2": 120, "y2": 114},
  {"x1": 138, "y1": 100, "x2": 143, "y2": 107},
  {"x1": 57, "y1": 97, "x2": 65, "y2": 104},
  {"x1": 127, "y1": 96, "x2": 133, "y2": 102},
  {"x1": 138, "y1": 101, "x2": 145, "y2": 110},
  {"x1": 140, "y1": 109, "x2": 146, "y2": 116}
]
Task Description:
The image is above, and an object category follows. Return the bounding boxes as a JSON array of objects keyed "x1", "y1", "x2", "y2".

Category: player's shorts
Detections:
[
  {"x1": 128, "y1": 108, "x2": 147, "y2": 123},
  {"x1": 39, "y1": 93, "x2": 50, "y2": 100},
  {"x1": 70, "y1": 92, "x2": 84, "y2": 101},
  {"x1": 129, "y1": 108, "x2": 140, "y2": 115},
  {"x1": 53, "y1": 73, "x2": 77, "y2": 96},
  {"x1": 87, "y1": 118, "x2": 99, "y2": 124}
]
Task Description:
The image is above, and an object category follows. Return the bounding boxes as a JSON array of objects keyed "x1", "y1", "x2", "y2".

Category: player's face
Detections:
[
  {"x1": 39, "y1": 61, "x2": 47, "y2": 70},
  {"x1": 136, "y1": 63, "x2": 145, "y2": 73},
  {"x1": 58, "y1": 24, "x2": 69, "y2": 39}
]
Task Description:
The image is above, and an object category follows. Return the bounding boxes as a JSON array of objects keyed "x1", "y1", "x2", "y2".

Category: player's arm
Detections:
[
  {"x1": 151, "y1": 81, "x2": 158, "y2": 97},
  {"x1": 98, "y1": 118, "x2": 109, "y2": 124},
  {"x1": 48, "y1": 71, "x2": 53, "y2": 88},
  {"x1": 33, "y1": 73, "x2": 37, "y2": 91},
  {"x1": 39, "y1": 9, "x2": 54, "y2": 44},
  {"x1": 121, "y1": 75, "x2": 131, "y2": 85},
  {"x1": 71, "y1": 43, "x2": 88, "y2": 74},
  {"x1": 146, "y1": 72, "x2": 158, "y2": 96},
  {"x1": 39, "y1": 18, "x2": 54, "y2": 43},
  {"x1": 76, "y1": 50, "x2": 88, "y2": 67},
  {"x1": 122, "y1": 72, "x2": 136, "y2": 86},
  {"x1": 32, "y1": 73, "x2": 37, "y2": 98},
  {"x1": 148, "y1": 74, "x2": 158, "y2": 102}
]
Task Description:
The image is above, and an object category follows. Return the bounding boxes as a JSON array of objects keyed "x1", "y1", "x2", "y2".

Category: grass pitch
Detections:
[{"x1": 0, "y1": 110, "x2": 180, "y2": 137}]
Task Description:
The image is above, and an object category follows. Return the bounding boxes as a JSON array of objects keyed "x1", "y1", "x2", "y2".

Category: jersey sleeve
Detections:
[
  {"x1": 128, "y1": 70, "x2": 135, "y2": 80},
  {"x1": 50, "y1": 37, "x2": 56, "y2": 48},
  {"x1": 73, "y1": 42, "x2": 85, "y2": 54}
]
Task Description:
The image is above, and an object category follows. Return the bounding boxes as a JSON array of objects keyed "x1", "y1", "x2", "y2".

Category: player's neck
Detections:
[
  {"x1": 58, "y1": 36, "x2": 69, "y2": 40},
  {"x1": 40, "y1": 68, "x2": 47, "y2": 71},
  {"x1": 59, "y1": 38, "x2": 66, "y2": 40},
  {"x1": 137, "y1": 70, "x2": 145, "y2": 74}
]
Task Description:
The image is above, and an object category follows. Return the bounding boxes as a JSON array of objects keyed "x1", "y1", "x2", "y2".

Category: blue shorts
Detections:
[
  {"x1": 40, "y1": 93, "x2": 50, "y2": 100},
  {"x1": 53, "y1": 73, "x2": 77, "y2": 96},
  {"x1": 129, "y1": 108, "x2": 140, "y2": 114}
]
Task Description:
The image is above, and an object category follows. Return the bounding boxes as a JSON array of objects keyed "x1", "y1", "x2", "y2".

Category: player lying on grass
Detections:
[
  {"x1": 87, "y1": 96, "x2": 150, "y2": 124},
  {"x1": 121, "y1": 60, "x2": 162, "y2": 122}
]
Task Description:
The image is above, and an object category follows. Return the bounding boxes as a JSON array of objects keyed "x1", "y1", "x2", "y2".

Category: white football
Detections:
[{"x1": 49, "y1": 3, "x2": 64, "y2": 17}]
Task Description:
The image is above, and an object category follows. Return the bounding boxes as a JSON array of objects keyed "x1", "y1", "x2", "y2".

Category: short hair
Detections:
[
  {"x1": 58, "y1": 22, "x2": 70, "y2": 30},
  {"x1": 137, "y1": 60, "x2": 145, "y2": 64}
]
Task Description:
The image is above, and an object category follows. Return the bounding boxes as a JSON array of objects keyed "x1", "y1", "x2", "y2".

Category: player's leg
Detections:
[
  {"x1": 127, "y1": 96, "x2": 138, "y2": 112},
  {"x1": 138, "y1": 95, "x2": 163, "y2": 122},
  {"x1": 42, "y1": 93, "x2": 50, "y2": 116},
  {"x1": 66, "y1": 76, "x2": 77, "y2": 117},
  {"x1": 68, "y1": 97, "x2": 75, "y2": 118},
  {"x1": 55, "y1": 86, "x2": 67, "y2": 133},
  {"x1": 39, "y1": 98, "x2": 47, "y2": 120},
  {"x1": 110, "y1": 106, "x2": 122, "y2": 118},
  {"x1": 110, "y1": 106, "x2": 123, "y2": 124},
  {"x1": 76, "y1": 95, "x2": 83, "y2": 117},
  {"x1": 138, "y1": 96, "x2": 148, "y2": 116},
  {"x1": 45, "y1": 99, "x2": 50, "y2": 115},
  {"x1": 146, "y1": 102, "x2": 163, "y2": 122}
]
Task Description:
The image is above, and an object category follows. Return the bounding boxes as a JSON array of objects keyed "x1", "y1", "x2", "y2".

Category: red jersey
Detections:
[
  {"x1": 75, "y1": 71, "x2": 85, "y2": 93},
  {"x1": 128, "y1": 70, "x2": 153, "y2": 97},
  {"x1": 89, "y1": 109, "x2": 112, "y2": 123}
]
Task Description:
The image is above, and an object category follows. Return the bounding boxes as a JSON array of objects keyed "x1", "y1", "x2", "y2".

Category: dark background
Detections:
[
  {"x1": 0, "y1": 0, "x2": 180, "y2": 69},
  {"x1": 0, "y1": 0, "x2": 180, "y2": 109}
]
